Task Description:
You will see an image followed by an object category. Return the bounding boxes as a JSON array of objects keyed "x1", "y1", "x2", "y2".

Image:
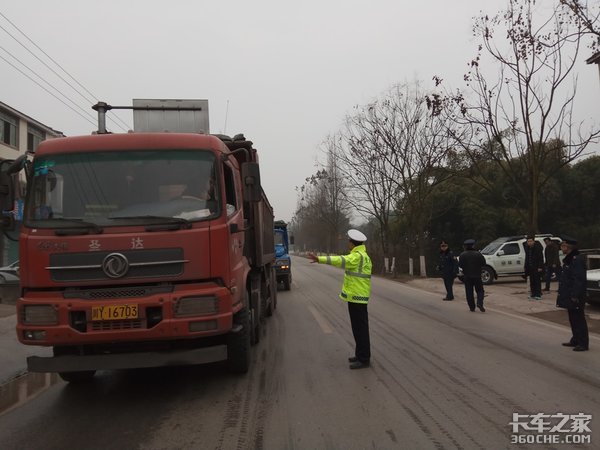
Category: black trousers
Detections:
[
  {"x1": 567, "y1": 307, "x2": 589, "y2": 349},
  {"x1": 443, "y1": 276, "x2": 455, "y2": 299},
  {"x1": 347, "y1": 302, "x2": 371, "y2": 363},
  {"x1": 463, "y1": 276, "x2": 484, "y2": 310},
  {"x1": 528, "y1": 270, "x2": 542, "y2": 297},
  {"x1": 544, "y1": 266, "x2": 561, "y2": 290}
]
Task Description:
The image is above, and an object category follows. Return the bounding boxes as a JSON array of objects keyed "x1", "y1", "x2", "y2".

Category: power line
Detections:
[
  {"x1": 0, "y1": 53, "x2": 98, "y2": 128},
  {"x1": 0, "y1": 12, "x2": 131, "y2": 131},
  {"x1": 0, "y1": 45, "x2": 102, "y2": 127}
]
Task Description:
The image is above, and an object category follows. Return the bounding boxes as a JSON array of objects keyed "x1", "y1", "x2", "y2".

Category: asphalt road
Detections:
[{"x1": 0, "y1": 255, "x2": 599, "y2": 449}]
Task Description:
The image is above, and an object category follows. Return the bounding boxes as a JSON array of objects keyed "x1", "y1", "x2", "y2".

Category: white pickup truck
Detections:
[
  {"x1": 474, "y1": 234, "x2": 562, "y2": 285},
  {"x1": 586, "y1": 254, "x2": 600, "y2": 305},
  {"x1": 587, "y1": 269, "x2": 600, "y2": 305}
]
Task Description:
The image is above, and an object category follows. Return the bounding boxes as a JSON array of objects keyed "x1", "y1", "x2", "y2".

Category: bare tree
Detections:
[
  {"x1": 292, "y1": 150, "x2": 351, "y2": 254},
  {"x1": 337, "y1": 82, "x2": 457, "y2": 261},
  {"x1": 559, "y1": 0, "x2": 600, "y2": 45},
  {"x1": 428, "y1": 0, "x2": 600, "y2": 232}
]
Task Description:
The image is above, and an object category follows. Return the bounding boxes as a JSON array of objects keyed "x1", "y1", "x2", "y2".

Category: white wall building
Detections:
[{"x1": 0, "y1": 101, "x2": 64, "y2": 264}]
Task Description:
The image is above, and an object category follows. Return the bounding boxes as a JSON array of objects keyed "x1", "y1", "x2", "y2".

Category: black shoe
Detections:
[
  {"x1": 443, "y1": 297, "x2": 454, "y2": 301},
  {"x1": 477, "y1": 305, "x2": 485, "y2": 312},
  {"x1": 573, "y1": 346, "x2": 589, "y2": 352},
  {"x1": 469, "y1": 308, "x2": 475, "y2": 312},
  {"x1": 349, "y1": 360, "x2": 370, "y2": 369},
  {"x1": 562, "y1": 342, "x2": 576, "y2": 347},
  {"x1": 348, "y1": 356, "x2": 358, "y2": 363}
]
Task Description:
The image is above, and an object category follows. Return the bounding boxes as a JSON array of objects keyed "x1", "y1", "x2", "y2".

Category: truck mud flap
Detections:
[{"x1": 27, "y1": 345, "x2": 228, "y2": 373}]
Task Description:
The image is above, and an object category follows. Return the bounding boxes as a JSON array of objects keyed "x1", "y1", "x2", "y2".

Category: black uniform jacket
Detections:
[
  {"x1": 438, "y1": 250, "x2": 457, "y2": 278},
  {"x1": 524, "y1": 241, "x2": 544, "y2": 275},
  {"x1": 459, "y1": 250, "x2": 486, "y2": 278},
  {"x1": 556, "y1": 250, "x2": 587, "y2": 310}
]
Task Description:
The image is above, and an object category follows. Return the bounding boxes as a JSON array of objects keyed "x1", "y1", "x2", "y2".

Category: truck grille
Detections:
[
  {"x1": 91, "y1": 319, "x2": 144, "y2": 331},
  {"x1": 49, "y1": 248, "x2": 185, "y2": 282},
  {"x1": 64, "y1": 285, "x2": 173, "y2": 300}
]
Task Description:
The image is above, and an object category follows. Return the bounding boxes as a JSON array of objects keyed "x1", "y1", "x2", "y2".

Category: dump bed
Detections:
[{"x1": 218, "y1": 134, "x2": 274, "y2": 269}]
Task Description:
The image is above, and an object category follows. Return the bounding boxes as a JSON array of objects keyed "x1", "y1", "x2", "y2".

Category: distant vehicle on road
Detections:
[{"x1": 274, "y1": 221, "x2": 292, "y2": 290}]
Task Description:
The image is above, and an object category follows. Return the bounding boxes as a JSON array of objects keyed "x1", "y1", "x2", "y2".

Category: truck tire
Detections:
[
  {"x1": 266, "y1": 272, "x2": 275, "y2": 317},
  {"x1": 481, "y1": 266, "x2": 495, "y2": 285},
  {"x1": 227, "y1": 306, "x2": 251, "y2": 373},
  {"x1": 283, "y1": 274, "x2": 291, "y2": 291},
  {"x1": 250, "y1": 286, "x2": 261, "y2": 345},
  {"x1": 59, "y1": 371, "x2": 96, "y2": 383}
]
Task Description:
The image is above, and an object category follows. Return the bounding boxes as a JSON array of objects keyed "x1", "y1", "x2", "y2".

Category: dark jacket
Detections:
[
  {"x1": 524, "y1": 241, "x2": 544, "y2": 275},
  {"x1": 544, "y1": 241, "x2": 560, "y2": 267},
  {"x1": 556, "y1": 250, "x2": 587, "y2": 309},
  {"x1": 438, "y1": 250, "x2": 458, "y2": 278},
  {"x1": 459, "y1": 249, "x2": 486, "y2": 278}
]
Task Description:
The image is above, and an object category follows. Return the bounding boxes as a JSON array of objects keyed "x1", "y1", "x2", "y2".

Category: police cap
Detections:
[
  {"x1": 561, "y1": 235, "x2": 578, "y2": 246},
  {"x1": 348, "y1": 229, "x2": 367, "y2": 243},
  {"x1": 463, "y1": 239, "x2": 476, "y2": 246}
]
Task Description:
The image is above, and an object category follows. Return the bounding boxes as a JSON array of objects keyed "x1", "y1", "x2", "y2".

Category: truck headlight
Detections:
[
  {"x1": 23, "y1": 305, "x2": 58, "y2": 325},
  {"x1": 175, "y1": 296, "x2": 219, "y2": 317}
]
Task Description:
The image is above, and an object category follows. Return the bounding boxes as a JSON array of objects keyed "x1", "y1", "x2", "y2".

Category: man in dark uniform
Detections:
[
  {"x1": 557, "y1": 236, "x2": 589, "y2": 352},
  {"x1": 524, "y1": 235, "x2": 544, "y2": 300},
  {"x1": 459, "y1": 239, "x2": 486, "y2": 312},
  {"x1": 543, "y1": 237, "x2": 561, "y2": 292}
]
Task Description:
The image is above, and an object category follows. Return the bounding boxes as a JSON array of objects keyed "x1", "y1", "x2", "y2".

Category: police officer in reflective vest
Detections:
[{"x1": 308, "y1": 229, "x2": 372, "y2": 369}]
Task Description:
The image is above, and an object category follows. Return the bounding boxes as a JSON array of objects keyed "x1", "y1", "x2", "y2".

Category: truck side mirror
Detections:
[
  {"x1": 241, "y1": 162, "x2": 262, "y2": 202},
  {"x1": 497, "y1": 250, "x2": 505, "y2": 256}
]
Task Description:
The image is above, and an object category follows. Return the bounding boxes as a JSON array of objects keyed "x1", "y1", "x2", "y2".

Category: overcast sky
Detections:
[{"x1": 2, "y1": 1, "x2": 599, "y2": 222}]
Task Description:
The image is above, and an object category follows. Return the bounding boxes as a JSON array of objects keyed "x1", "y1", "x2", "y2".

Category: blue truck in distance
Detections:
[{"x1": 274, "y1": 220, "x2": 292, "y2": 290}]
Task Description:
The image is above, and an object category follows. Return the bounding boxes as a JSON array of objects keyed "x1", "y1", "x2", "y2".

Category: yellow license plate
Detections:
[{"x1": 91, "y1": 304, "x2": 139, "y2": 321}]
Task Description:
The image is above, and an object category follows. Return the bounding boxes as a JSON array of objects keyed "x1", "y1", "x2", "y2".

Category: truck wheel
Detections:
[
  {"x1": 266, "y1": 270, "x2": 277, "y2": 316},
  {"x1": 227, "y1": 307, "x2": 251, "y2": 373},
  {"x1": 481, "y1": 266, "x2": 494, "y2": 285},
  {"x1": 250, "y1": 286, "x2": 261, "y2": 345},
  {"x1": 283, "y1": 275, "x2": 291, "y2": 291},
  {"x1": 59, "y1": 371, "x2": 96, "y2": 383},
  {"x1": 272, "y1": 271, "x2": 278, "y2": 310}
]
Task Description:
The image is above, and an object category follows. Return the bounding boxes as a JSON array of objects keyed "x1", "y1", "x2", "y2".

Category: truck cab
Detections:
[
  {"x1": 274, "y1": 220, "x2": 292, "y2": 290},
  {"x1": 0, "y1": 101, "x2": 277, "y2": 381}
]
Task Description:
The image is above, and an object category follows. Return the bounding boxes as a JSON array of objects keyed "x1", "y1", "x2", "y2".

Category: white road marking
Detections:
[{"x1": 308, "y1": 305, "x2": 333, "y2": 334}]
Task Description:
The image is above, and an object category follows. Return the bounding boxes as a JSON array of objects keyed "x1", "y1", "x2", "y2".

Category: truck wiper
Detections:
[
  {"x1": 50, "y1": 218, "x2": 104, "y2": 236},
  {"x1": 109, "y1": 215, "x2": 192, "y2": 231}
]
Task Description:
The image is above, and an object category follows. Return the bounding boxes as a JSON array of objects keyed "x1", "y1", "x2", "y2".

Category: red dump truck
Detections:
[{"x1": 0, "y1": 100, "x2": 277, "y2": 382}]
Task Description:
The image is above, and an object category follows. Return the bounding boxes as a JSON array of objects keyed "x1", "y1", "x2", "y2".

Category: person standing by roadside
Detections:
[
  {"x1": 459, "y1": 239, "x2": 486, "y2": 312},
  {"x1": 524, "y1": 235, "x2": 544, "y2": 300},
  {"x1": 557, "y1": 236, "x2": 589, "y2": 352},
  {"x1": 543, "y1": 237, "x2": 561, "y2": 292},
  {"x1": 437, "y1": 239, "x2": 458, "y2": 301},
  {"x1": 308, "y1": 229, "x2": 373, "y2": 369}
]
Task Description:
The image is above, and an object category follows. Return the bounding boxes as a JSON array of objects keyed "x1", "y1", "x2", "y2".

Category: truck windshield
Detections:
[
  {"x1": 275, "y1": 230, "x2": 285, "y2": 246},
  {"x1": 24, "y1": 150, "x2": 219, "y2": 228}
]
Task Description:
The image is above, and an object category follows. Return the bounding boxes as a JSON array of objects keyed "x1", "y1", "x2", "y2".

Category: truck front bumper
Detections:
[
  {"x1": 16, "y1": 283, "x2": 237, "y2": 347},
  {"x1": 27, "y1": 345, "x2": 228, "y2": 373}
]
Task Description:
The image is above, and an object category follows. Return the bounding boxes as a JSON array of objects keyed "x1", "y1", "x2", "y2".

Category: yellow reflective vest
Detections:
[{"x1": 317, "y1": 244, "x2": 372, "y2": 304}]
